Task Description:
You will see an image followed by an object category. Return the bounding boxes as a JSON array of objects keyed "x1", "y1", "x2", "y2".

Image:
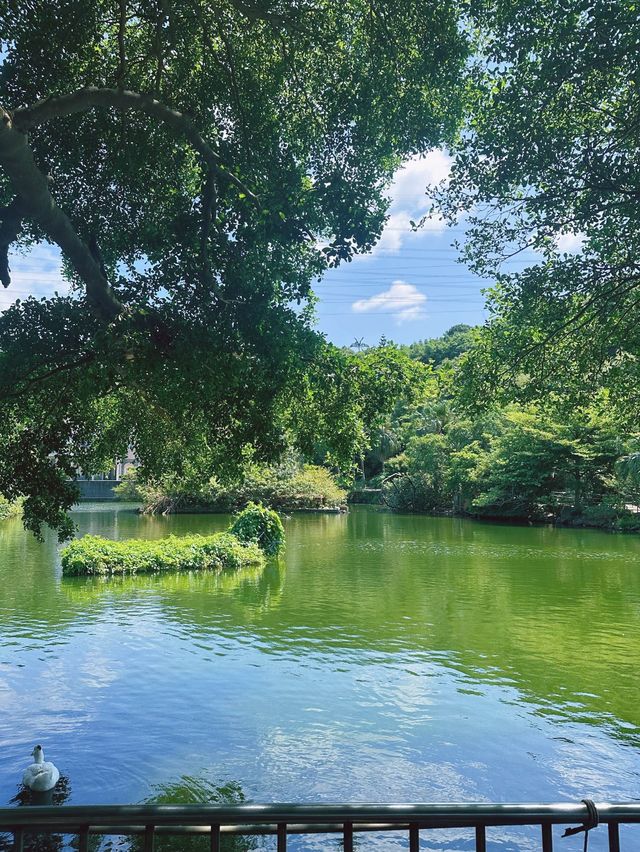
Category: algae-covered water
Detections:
[{"x1": 1, "y1": 504, "x2": 639, "y2": 850}]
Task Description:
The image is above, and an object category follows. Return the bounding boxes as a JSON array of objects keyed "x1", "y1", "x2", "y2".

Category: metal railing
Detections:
[{"x1": 1, "y1": 801, "x2": 639, "y2": 850}]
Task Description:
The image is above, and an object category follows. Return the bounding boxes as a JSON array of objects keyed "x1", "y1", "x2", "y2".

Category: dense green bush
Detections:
[
  {"x1": 223, "y1": 462, "x2": 346, "y2": 511},
  {"x1": 229, "y1": 503, "x2": 285, "y2": 557},
  {"x1": 117, "y1": 457, "x2": 347, "y2": 514},
  {"x1": 567, "y1": 500, "x2": 640, "y2": 532},
  {"x1": 348, "y1": 488, "x2": 382, "y2": 505},
  {"x1": 112, "y1": 470, "x2": 144, "y2": 501},
  {"x1": 382, "y1": 472, "x2": 446, "y2": 513},
  {"x1": 379, "y1": 400, "x2": 638, "y2": 528}
]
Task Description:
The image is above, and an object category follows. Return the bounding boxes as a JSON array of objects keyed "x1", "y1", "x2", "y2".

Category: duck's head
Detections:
[{"x1": 32, "y1": 745, "x2": 43, "y2": 760}]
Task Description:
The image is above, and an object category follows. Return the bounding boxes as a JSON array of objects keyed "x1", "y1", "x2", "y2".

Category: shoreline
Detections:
[{"x1": 347, "y1": 498, "x2": 640, "y2": 534}]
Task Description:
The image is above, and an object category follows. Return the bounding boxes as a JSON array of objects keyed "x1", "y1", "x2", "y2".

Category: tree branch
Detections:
[
  {"x1": 13, "y1": 87, "x2": 259, "y2": 204},
  {"x1": 227, "y1": 0, "x2": 289, "y2": 26},
  {"x1": 199, "y1": 168, "x2": 216, "y2": 287},
  {"x1": 0, "y1": 109, "x2": 123, "y2": 321},
  {"x1": 153, "y1": 0, "x2": 169, "y2": 95},
  {"x1": 0, "y1": 196, "x2": 27, "y2": 287},
  {"x1": 115, "y1": 0, "x2": 128, "y2": 88},
  {"x1": 2, "y1": 352, "x2": 97, "y2": 401},
  {"x1": 216, "y1": 24, "x2": 252, "y2": 161}
]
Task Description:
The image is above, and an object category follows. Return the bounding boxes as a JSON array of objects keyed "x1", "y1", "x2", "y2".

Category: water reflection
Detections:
[
  {"x1": 0, "y1": 776, "x2": 72, "y2": 852},
  {"x1": 9, "y1": 774, "x2": 72, "y2": 807},
  {"x1": 1, "y1": 505, "x2": 640, "y2": 840},
  {"x1": 117, "y1": 777, "x2": 256, "y2": 852}
]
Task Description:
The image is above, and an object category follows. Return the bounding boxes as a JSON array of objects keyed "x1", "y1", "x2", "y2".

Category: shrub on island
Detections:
[
  {"x1": 61, "y1": 504, "x2": 284, "y2": 576},
  {"x1": 229, "y1": 501, "x2": 285, "y2": 556}
]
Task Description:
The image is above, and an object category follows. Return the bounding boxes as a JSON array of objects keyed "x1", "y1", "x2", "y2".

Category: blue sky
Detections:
[
  {"x1": 1, "y1": 242, "x2": 70, "y2": 311},
  {"x1": 315, "y1": 149, "x2": 488, "y2": 346},
  {"x1": 4, "y1": 148, "x2": 582, "y2": 347},
  {"x1": 313, "y1": 149, "x2": 583, "y2": 347}
]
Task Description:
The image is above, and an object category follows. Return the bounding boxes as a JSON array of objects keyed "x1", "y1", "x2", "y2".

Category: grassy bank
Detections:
[{"x1": 61, "y1": 504, "x2": 284, "y2": 576}]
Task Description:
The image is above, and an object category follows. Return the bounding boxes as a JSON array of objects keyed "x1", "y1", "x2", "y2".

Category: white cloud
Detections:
[
  {"x1": 360, "y1": 149, "x2": 451, "y2": 259},
  {"x1": 352, "y1": 280, "x2": 427, "y2": 323},
  {"x1": 316, "y1": 148, "x2": 452, "y2": 262},
  {"x1": 555, "y1": 231, "x2": 585, "y2": 254},
  {"x1": 388, "y1": 149, "x2": 452, "y2": 214},
  {"x1": 372, "y1": 212, "x2": 407, "y2": 254}
]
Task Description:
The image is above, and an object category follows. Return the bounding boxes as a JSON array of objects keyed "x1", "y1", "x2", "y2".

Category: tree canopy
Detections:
[
  {"x1": 402, "y1": 324, "x2": 474, "y2": 368},
  {"x1": 365, "y1": 328, "x2": 640, "y2": 530},
  {"x1": 435, "y1": 0, "x2": 640, "y2": 419},
  {"x1": 0, "y1": 0, "x2": 466, "y2": 536}
]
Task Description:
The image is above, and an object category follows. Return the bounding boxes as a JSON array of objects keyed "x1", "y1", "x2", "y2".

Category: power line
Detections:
[{"x1": 320, "y1": 309, "x2": 487, "y2": 317}]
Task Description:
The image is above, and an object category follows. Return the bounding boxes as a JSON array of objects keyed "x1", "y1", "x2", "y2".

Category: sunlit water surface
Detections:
[{"x1": 1, "y1": 505, "x2": 640, "y2": 850}]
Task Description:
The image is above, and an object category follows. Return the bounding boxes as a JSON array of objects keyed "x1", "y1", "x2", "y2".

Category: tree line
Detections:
[{"x1": 359, "y1": 327, "x2": 640, "y2": 530}]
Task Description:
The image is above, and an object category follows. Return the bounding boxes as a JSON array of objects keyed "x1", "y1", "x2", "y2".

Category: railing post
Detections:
[
  {"x1": 541, "y1": 823, "x2": 553, "y2": 852},
  {"x1": 608, "y1": 822, "x2": 621, "y2": 852},
  {"x1": 475, "y1": 824, "x2": 486, "y2": 852},
  {"x1": 210, "y1": 824, "x2": 220, "y2": 852},
  {"x1": 12, "y1": 828, "x2": 23, "y2": 852},
  {"x1": 143, "y1": 824, "x2": 155, "y2": 852},
  {"x1": 277, "y1": 822, "x2": 287, "y2": 852},
  {"x1": 343, "y1": 820, "x2": 353, "y2": 852},
  {"x1": 409, "y1": 822, "x2": 419, "y2": 852},
  {"x1": 78, "y1": 825, "x2": 89, "y2": 852}
]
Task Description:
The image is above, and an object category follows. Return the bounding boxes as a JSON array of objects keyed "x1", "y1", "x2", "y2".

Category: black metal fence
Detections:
[{"x1": 1, "y1": 801, "x2": 639, "y2": 851}]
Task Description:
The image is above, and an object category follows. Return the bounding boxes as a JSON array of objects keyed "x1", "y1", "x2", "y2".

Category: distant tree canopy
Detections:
[
  {"x1": 402, "y1": 324, "x2": 474, "y2": 368},
  {"x1": 436, "y1": 0, "x2": 640, "y2": 419},
  {"x1": 366, "y1": 328, "x2": 640, "y2": 530},
  {"x1": 0, "y1": 0, "x2": 466, "y2": 537}
]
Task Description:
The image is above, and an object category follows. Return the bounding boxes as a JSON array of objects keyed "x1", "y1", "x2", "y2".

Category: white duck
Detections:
[{"x1": 22, "y1": 745, "x2": 60, "y2": 792}]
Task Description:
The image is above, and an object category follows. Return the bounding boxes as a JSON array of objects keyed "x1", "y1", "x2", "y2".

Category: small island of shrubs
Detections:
[{"x1": 61, "y1": 503, "x2": 284, "y2": 576}]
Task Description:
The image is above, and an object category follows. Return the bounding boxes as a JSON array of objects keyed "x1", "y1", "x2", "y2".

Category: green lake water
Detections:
[{"x1": 1, "y1": 504, "x2": 640, "y2": 850}]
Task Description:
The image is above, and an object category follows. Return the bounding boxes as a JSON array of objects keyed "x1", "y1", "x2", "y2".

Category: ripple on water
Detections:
[{"x1": 1, "y1": 507, "x2": 640, "y2": 838}]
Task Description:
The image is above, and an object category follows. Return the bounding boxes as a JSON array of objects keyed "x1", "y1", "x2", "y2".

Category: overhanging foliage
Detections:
[{"x1": 0, "y1": 0, "x2": 466, "y2": 537}]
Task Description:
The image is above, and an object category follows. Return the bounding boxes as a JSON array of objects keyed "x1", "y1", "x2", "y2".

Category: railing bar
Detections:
[
  {"x1": 210, "y1": 824, "x2": 220, "y2": 852},
  {"x1": 541, "y1": 823, "x2": 553, "y2": 852},
  {"x1": 608, "y1": 822, "x2": 620, "y2": 852},
  {"x1": 343, "y1": 821, "x2": 353, "y2": 852},
  {"x1": 475, "y1": 824, "x2": 486, "y2": 852},
  {"x1": 4, "y1": 802, "x2": 640, "y2": 828},
  {"x1": 277, "y1": 822, "x2": 287, "y2": 852},
  {"x1": 143, "y1": 824, "x2": 155, "y2": 852},
  {"x1": 78, "y1": 825, "x2": 89, "y2": 852},
  {"x1": 12, "y1": 828, "x2": 23, "y2": 852},
  {"x1": 409, "y1": 822, "x2": 419, "y2": 852},
  {"x1": 3, "y1": 821, "x2": 415, "y2": 838},
  {"x1": 7, "y1": 817, "x2": 640, "y2": 837}
]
